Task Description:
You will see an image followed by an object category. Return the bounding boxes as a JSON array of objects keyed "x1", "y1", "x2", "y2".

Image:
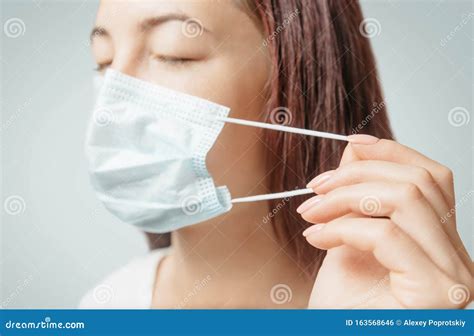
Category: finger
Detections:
[
  {"x1": 309, "y1": 160, "x2": 450, "y2": 226},
  {"x1": 336, "y1": 139, "x2": 471, "y2": 276},
  {"x1": 300, "y1": 182, "x2": 467, "y2": 278},
  {"x1": 307, "y1": 160, "x2": 472, "y2": 271},
  {"x1": 346, "y1": 138, "x2": 455, "y2": 209},
  {"x1": 304, "y1": 218, "x2": 469, "y2": 308},
  {"x1": 308, "y1": 160, "x2": 471, "y2": 268},
  {"x1": 304, "y1": 218, "x2": 433, "y2": 274},
  {"x1": 339, "y1": 142, "x2": 359, "y2": 166}
]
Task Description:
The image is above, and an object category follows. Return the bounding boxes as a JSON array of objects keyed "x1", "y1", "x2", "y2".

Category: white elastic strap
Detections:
[
  {"x1": 217, "y1": 116, "x2": 349, "y2": 142},
  {"x1": 231, "y1": 188, "x2": 314, "y2": 203}
]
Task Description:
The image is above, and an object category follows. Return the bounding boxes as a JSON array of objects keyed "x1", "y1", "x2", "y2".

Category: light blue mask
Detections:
[{"x1": 85, "y1": 69, "x2": 347, "y2": 233}]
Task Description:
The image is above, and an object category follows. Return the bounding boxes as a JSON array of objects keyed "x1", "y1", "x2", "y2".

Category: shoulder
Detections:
[{"x1": 78, "y1": 249, "x2": 168, "y2": 309}]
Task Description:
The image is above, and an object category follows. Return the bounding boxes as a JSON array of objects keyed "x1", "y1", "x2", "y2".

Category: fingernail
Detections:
[
  {"x1": 296, "y1": 195, "x2": 322, "y2": 214},
  {"x1": 303, "y1": 224, "x2": 325, "y2": 237},
  {"x1": 347, "y1": 134, "x2": 379, "y2": 145},
  {"x1": 306, "y1": 170, "x2": 334, "y2": 188}
]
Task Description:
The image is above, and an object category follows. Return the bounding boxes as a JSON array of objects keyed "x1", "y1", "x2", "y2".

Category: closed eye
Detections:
[
  {"x1": 94, "y1": 62, "x2": 112, "y2": 72},
  {"x1": 153, "y1": 55, "x2": 195, "y2": 65}
]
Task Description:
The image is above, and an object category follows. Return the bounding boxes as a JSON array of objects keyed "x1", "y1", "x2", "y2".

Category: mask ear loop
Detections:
[
  {"x1": 231, "y1": 188, "x2": 314, "y2": 203},
  {"x1": 217, "y1": 116, "x2": 349, "y2": 141},
  {"x1": 215, "y1": 116, "x2": 349, "y2": 203}
]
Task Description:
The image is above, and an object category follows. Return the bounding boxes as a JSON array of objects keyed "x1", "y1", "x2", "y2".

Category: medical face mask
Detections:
[{"x1": 85, "y1": 69, "x2": 348, "y2": 233}]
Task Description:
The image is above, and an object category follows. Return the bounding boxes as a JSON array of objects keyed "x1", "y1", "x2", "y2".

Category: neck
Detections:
[{"x1": 153, "y1": 201, "x2": 313, "y2": 308}]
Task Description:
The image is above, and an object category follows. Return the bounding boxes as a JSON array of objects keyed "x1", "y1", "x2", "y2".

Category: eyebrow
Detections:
[
  {"x1": 90, "y1": 26, "x2": 108, "y2": 41},
  {"x1": 90, "y1": 13, "x2": 208, "y2": 42},
  {"x1": 140, "y1": 13, "x2": 207, "y2": 33}
]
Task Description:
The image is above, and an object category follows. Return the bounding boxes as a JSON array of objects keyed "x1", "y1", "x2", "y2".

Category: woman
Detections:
[{"x1": 79, "y1": 0, "x2": 473, "y2": 308}]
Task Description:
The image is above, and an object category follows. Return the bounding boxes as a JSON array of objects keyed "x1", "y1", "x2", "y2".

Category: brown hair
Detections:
[{"x1": 147, "y1": 0, "x2": 393, "y2": 278}]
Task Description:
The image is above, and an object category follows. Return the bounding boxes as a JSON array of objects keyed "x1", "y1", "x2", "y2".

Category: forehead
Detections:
[{"x1": 96, "y1": 0, "x2": 245, "y2": 31}]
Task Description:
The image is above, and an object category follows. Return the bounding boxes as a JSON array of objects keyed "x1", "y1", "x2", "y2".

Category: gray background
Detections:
[{"x1": 1, "y1": 0, "x2": 472, "y2": 308}]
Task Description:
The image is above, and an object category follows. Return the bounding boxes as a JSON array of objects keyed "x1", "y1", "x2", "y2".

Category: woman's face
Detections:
[{"x1": 92, "y1": 0, "x2": 271, "y2": 201}]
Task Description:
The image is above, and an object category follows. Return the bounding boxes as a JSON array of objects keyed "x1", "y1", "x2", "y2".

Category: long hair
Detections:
[{"x1": 147, "y1": 0, "x2": 393, "y2": 278}]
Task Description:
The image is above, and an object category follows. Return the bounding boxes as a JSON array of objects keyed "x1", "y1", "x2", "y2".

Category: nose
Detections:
[{"x1": 110, "y1": 44, "x2": 144, "y2": 78}]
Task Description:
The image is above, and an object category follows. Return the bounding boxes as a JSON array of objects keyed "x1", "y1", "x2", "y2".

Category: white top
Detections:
[{"x1": 78, "y1": 249, "x2": 167, "y2": 309}]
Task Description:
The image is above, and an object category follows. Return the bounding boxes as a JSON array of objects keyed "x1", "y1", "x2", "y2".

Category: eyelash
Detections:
[
  {"x1": 153, "y1": 55, "x2": 194, "y2": 65},
  {"x1": 94, "y1": 62, "x2": 111, "y2": 72},
  {"x1": 94, "y1": 55, "x2": 193, "y2": 72}
]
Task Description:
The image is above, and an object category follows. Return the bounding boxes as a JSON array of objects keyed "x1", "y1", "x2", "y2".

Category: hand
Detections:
[{"x1": 298, "y1": 135, "x2": 473, "y2": 308}]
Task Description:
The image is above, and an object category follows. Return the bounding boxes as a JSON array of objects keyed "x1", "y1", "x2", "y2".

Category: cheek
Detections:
[{"x1": 204, "y1": 51, "x2": 271, "y2": 196}]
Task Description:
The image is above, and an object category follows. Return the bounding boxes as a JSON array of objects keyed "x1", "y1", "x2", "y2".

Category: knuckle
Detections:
[
  {"x1": 378, "y1": 139, "x2": 395, "y2": 148},
  {"x1": 398, "y1": 292, "x2": 423, "y2": 308},
  {"x1": 398, "y1": 182, "x2": 423, "y2": 202},
  {"x1": 378, "y1": 139, "x2": 398, "y2": 153},
  {"x1": 342, "y1": 161, "x2": 366, "y2": 180},
  {"x1": 325, "y1": 186, "x2": 345, "y2": 200},
  {"x1": 437, "y1": 165, "x2": 454, "y2": 182},
  {"x1": 412, "y1": 167, "x2": 434, "y2": 184},
  {"x1": 376, "y1": 220, "x2": 398, "y2": 240}
]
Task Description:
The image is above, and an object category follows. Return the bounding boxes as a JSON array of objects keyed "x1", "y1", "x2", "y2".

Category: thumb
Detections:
[
  {"x1": 339, "y1": 134, "x2": 381, "y2": 166},
  {"x1": 339, "y1": 143, "x2": 359, "y2": 166}
]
